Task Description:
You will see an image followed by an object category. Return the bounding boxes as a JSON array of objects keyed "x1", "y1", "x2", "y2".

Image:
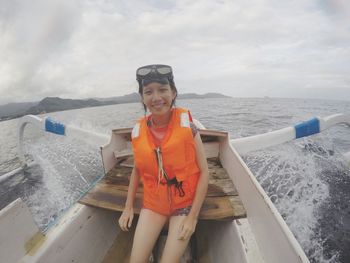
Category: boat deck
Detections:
[{"x1": 79, "y1": 157, "x2": 246, "y2": 220}]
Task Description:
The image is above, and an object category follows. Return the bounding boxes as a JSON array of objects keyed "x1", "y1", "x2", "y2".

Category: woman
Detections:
[{"x1": 118, "y1": 64, "x2": 209, "y2": 263}]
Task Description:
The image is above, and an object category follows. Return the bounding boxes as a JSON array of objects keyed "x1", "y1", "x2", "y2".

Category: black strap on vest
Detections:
[
  {"x1": 154, "y1": 147, "x2": 185, "y2": 197},
  {"x1": 167, "y1": 177, "x2": 185, "y2": 197}
]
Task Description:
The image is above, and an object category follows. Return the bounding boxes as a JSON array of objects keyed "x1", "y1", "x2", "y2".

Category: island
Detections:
[{"x1": 0, "y1": 92, "x2": 230, "y2": 121}]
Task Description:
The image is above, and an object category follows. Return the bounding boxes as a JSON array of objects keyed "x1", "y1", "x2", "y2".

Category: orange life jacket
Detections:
[{"x1": 131, "y1": 107, "x2": 200, "y2": 214}]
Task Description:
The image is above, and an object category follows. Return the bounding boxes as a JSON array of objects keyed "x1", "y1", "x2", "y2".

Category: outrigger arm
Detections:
[
  {"x1": 17, "y1": 115, "x2": 109, "y2": 167},
  {"x1": 9, "y1": 113, "x2": 350, "y2": 181},
  {"x1": 230, "y1": 114, "x2": 350, "y2": 157}
]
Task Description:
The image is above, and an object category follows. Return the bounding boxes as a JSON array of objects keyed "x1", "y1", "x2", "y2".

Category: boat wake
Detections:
[
  {"x1": 243, "y1": 137, "x2": 350, "y2": 263},
  {"x1": 0, "y1": 131, "x2": 104, "y2": 231}
]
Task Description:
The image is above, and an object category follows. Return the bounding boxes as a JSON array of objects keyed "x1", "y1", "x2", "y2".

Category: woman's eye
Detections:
[{"x1": 143, "y1": 90, "x2": 152, "y2": 95}]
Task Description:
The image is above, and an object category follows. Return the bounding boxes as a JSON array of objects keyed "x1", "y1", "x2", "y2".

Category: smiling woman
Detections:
[
  {"x1": 136, "y1": 64, "x2": 178, "y2": 115},
  {"x1": 142, "y1": 83, "x2": 176, "y2": 118},
  {"x1": 118, "y1": 64, "x2": 209, "y2": 262}
]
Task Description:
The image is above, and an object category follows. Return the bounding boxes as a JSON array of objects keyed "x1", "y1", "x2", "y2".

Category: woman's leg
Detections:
[
  {"x1": 130, "y1": 208, "x2": 168, "y2": 263},
  {"x1": 160, "y1": 215, "x2": 192, "y2": 263}
]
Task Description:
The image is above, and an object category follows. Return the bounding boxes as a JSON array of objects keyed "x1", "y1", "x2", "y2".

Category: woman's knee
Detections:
[
  {"x1": 160, "y1": 216, "x2": 191, "y2": 263},
  {"x1": 130, "y1": 209, "x2": 167, "y2": 263}
]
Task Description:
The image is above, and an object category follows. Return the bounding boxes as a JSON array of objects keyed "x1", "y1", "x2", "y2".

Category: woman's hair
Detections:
[{"x1": 138, "y1": 79, "x2": 178, "y2": 113}]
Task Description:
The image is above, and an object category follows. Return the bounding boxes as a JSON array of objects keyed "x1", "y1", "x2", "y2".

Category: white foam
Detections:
[
  {"x1": 243, "y1": 139, "x2": 339, "y2": 262},
  {"x1": 21, "y1": 131, "x2": 103, "y2": 229}
]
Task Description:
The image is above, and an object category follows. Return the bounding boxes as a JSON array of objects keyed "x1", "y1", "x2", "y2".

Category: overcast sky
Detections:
[{"x1": 0, "y1": 0, "x2": 349, "y2": 105}]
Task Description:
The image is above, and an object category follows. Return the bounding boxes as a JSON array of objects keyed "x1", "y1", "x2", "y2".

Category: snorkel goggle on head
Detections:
[{"x1": 136, "y1": 64, "x2": 174, "y2": 93}]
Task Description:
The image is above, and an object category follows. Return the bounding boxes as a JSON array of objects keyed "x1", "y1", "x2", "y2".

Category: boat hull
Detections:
[
  {"x1": 0, "y1": 123, "x2": 310, "y2": 262},
  {"x1": 219, "y1": 135, "x2": 309, "y2": 262}
]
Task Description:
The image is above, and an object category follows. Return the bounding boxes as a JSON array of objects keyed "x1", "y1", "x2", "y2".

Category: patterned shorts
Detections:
[{"x1": 171, "y1": 206, "x2": 192, "y2": 216}]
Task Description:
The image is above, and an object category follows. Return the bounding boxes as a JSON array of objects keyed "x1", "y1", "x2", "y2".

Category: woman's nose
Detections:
[{"x1": 152, "y1": 91, "x2": 162, "y2": 101}]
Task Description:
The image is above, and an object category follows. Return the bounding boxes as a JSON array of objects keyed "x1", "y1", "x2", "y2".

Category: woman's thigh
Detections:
[
  {"x1": 130, "y1": 208, "x2": 168, "y2": 263},
  {"x1": 160, "y1": 216, "x2": 191, "y2": 263}
]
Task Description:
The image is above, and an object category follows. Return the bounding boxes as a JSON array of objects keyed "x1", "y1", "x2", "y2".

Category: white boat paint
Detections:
[
  {"x1": 18, "y1": 115, "x2": 44, "y2": 166},
  {"x1": 2, "y1": 198, "x2": 260, "y2": 263},
  {"x1": 0, "y1": 199, "x2": 39, "y2": 263},
  {"x1": 231, "y1": 113, "x2": 350, "y2": 155},
  {"x1": 197, "y1": 218, "x2": 266, "y2": 263},
  {"x1": 220, "y1": 135, "x2": 308, "y2": 262},
  {"x1": 5, "y1": 200, "x2": 119, "y2": 263}
]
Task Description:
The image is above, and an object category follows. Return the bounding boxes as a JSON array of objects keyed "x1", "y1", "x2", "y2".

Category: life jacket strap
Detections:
[{"x1": 154, "y1": 147, "x2": 185, "y2": 197}]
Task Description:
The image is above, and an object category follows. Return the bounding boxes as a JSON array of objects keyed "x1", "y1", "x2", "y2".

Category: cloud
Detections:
[
  {"x1": 0, "y1": 0, "x2": 81, "y2": 102},
  {"x1": 0, "y1": 0, "x2": 349, "y2": 104}
]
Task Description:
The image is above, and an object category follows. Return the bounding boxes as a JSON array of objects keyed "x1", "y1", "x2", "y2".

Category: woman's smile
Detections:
[
  {"x1": 152, "y1": 103, "x2": 165, "y2": 109},
  {"x1": 151, "y1": 100, "x2": 168, "y2": 109}
]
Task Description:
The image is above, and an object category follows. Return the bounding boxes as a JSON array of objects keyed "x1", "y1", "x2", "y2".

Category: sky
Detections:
[{"x1": 0, "y1": 0, "x2": 350, "y2": 105}]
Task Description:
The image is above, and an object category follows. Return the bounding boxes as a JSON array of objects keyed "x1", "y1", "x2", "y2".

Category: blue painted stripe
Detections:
[
  {"x1": 295, "y1": 117, "x2": 320, "y2": 139},
  {"x1": 45, "y1": 118, "x2": 65, "y2": 135}
]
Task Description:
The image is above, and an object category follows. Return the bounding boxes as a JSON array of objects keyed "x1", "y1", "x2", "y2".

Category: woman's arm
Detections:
[
  {"x1": 178, "y1": 132, "x2": 209, "y2": 240},
  {"x1": 118, "y1": 164, "x2": 140, "y2": 231},
  {"x1": 188, "y1": 133, "x2": 209, "y2": 219},
  {"x1": 125, "y1": 165, "x2": 141, "y2": 209}
]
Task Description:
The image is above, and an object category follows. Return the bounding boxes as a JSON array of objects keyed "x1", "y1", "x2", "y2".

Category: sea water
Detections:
[{"x1": 0, "y1": 98, "x2": 349, "y2": 262}]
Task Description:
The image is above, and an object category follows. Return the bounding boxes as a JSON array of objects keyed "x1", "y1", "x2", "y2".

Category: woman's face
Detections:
[{"x1": 141, "y1": 82, "x2": 176, "y2": 116}]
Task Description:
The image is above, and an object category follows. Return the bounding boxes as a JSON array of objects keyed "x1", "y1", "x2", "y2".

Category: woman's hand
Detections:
[
  {"x1": 178, "y1": 215, "x2": 197, "y2": 240},
  {"x1": 118, "y1": 206, "x2": 134, "y2": 231}
]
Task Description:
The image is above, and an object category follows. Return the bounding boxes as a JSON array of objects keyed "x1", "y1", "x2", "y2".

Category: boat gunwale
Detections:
[{"x1": 219, "y1": 134, "x2": 309, "y2": 263}]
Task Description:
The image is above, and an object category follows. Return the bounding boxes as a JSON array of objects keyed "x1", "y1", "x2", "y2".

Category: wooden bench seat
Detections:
[{"x1": 79, "y1": 157, "x2": 246, "y2": 220}]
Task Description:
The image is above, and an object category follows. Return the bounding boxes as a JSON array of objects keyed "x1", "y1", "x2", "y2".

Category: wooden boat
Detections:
[{"x1": 1, "y1": 113, "x2": 349, "y2": 262}]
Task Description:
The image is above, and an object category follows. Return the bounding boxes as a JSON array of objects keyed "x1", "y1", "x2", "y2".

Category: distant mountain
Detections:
[
  {"x1": 0, "y1": 102, "x2": 37, "y2": 120},
  {"x1": 25, "y1": 97, "x2": 114, "y2": 115},
  {"x1": 94, "y1": 93, "x2": 140, "y2": 103},
  {"x1": 0, "y1": 92, "x2": 230, "y2": 121}
]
